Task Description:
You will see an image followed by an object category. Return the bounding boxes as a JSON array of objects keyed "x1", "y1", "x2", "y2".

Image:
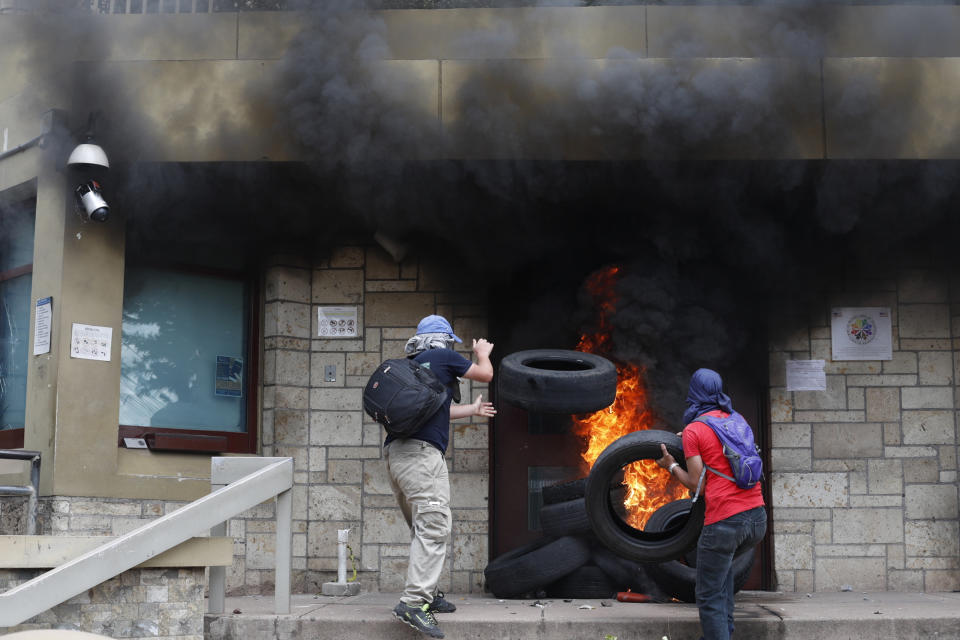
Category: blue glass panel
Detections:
[
  {"x1": 119, "y1": 268, "x2": 247, "y2": 431},
  {"x1": 0, "y1": 274, "x2": 31, "y2": 430}
]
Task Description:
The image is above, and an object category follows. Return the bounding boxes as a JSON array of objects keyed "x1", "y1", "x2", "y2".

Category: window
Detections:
[
  {"x1": 0, "y1": 196, "x2": 35, "y2": 448},
  {"x1": 118, "y1": 266, "x2": 258, "y2": 453}
]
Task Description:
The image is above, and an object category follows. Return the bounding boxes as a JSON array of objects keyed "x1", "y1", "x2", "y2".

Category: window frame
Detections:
[{"x1": 117, "y1": 263, "x2": 260, "y2": 454}]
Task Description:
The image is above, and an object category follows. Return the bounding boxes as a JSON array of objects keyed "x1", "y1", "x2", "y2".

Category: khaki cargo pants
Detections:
[{"x1": 385, "y1": 438, "x2": 452, "y2": 607}]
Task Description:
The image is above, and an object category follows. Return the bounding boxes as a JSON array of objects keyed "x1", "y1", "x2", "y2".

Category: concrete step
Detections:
[{"x1": 205, "y1": 591, "x2": 960, "y2": 640}]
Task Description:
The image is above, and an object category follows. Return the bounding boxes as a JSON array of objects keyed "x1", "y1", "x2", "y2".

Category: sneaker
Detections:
[
  {"x1": 393, "y1": 601, "x2": 444, "y2": 638},
  {"x1": 429, "y1": 591, "x2": 457, "y2": 614}
]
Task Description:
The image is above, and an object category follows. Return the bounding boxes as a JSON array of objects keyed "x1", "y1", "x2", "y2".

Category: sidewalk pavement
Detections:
[{"x1": 205, "y1": 590, "x2": 960, "y2": 640}]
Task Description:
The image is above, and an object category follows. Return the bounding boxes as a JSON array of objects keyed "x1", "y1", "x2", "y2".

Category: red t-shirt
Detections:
[{"x1": 683, "y1": 409, "x2": 764, "y2": 526}]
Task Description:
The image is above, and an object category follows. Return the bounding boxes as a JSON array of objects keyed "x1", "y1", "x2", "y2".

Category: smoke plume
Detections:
[{"x1": 7, "y1": 1, "x2": 960, "y2": 419}]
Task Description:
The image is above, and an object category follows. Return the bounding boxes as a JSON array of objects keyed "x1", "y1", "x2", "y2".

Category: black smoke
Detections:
[{"x1": 9, "y1": 2, "x2": 960, "y2": 419}]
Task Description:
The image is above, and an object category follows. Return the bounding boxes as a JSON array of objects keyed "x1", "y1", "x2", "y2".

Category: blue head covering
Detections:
[
  {"x1": 416, "y1": 315, "x2": 462, "y2": 343},
  {"x1": 682, "y1": 368, "x2": 734, "y2": 425}
]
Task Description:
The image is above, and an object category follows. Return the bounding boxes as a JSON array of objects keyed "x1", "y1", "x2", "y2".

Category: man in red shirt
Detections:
[{"x1": 656, "y1": 368, "x2": 766, "y2": 640}]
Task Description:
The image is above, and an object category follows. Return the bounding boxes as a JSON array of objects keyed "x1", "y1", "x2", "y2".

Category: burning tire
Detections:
[
  {"x1": 484, "y1": 535, "x2": 591, "y2": 598},
  {"x1": 498, "y1": 349, "x2": 617, "y2": 414},
  {"x1": 584, "y1": 430, "x2": 705, "y2": 562},
  {"x1": 644, "y1": 499, "x2": 756, "y2": 603}
]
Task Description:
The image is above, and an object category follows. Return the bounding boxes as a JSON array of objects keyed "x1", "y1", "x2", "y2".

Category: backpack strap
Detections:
[
  {"x1": 691, "y1": 466, "x2": 707, "y2": 503},
  {"x1": 705, "y1": 465, "x2": 737, "y2": 484}
]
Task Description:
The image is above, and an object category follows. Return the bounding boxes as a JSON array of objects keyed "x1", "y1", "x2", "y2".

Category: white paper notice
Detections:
[
  {"x1": 33, "y1": 297, "x2": 52, "y2": 355},
  {"x1": 317, "y1": 306, "x2": 359, "y2": 338},
  {"x1": 786, "y1": 360, "x2": 826, "y2": 391},
  {"x1": 831, "y1": 307, "x2": 893, "y2": 361},
  {"x1": 70, "y1": 323, "x2": 112, "y2": 361}
]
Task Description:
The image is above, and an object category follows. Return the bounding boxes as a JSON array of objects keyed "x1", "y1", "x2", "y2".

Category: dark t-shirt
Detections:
[{"x1": 383, "y1": 347, "x2": 472, "y2": 453}]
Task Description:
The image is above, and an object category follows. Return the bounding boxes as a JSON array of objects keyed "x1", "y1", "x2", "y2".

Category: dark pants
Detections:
[{"x1": 695, "y1": 506, "x2": 767, "y2": 640}]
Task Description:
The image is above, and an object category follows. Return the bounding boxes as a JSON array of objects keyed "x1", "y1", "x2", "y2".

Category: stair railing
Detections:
[{"x1": 0, "y1": 456, "x2": 293, "y2": 627}]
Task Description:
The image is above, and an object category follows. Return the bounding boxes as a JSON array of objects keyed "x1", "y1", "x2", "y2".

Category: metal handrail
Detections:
[
  {"x1": 0, "y1": 456, "x2": 293, "y2": 627},
  {"x1": 0, "y1": 450, "x2": 41, "y2": 535}
]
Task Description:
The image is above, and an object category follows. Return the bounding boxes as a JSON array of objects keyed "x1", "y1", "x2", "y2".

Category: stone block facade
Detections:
[
  {"x1": 1, "y1": 244, "x2": 490, "y2": 600},
  {"x1": 769, "y1": 267, "x2": 960, "y2": 593},
  {"x1": 8, "y1": 257, "x2": 959, "y2": 600},
  {"x1": 259, "y1": 245, "x2": 491, "y2": 596},
  {"x1": 0, "y1": 567, "x2": 205, "y2": 639}
]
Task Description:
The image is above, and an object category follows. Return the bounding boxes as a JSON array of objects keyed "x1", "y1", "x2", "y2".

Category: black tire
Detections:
[
  {"x1": 644, "y1": 498, "x2": 699, "y2": 566},
  {"x1": 646, "y1": 546, "x2": 757, "y2": 604},
  {"x1": 644, "y1": 498, "x2": 695, "y2": 533},
  {"x1": 584, "y1": 430, "x2": 705, "y2": 562},
  {"x1": 540, "y1": 498, "x2": 592, "y2": 538},
  {"x1": 484, "y1": 536, "x2": 591, "y2": 598},
  {"x1": 542, "y1": 478, "x2": 588, "y2": 505},
  {"x1": 498, "y1": 349, "x2": 617, "y2": 414},
  {"x1": 644, "y1": 500, "x2": 757, "y2": 603},
  {"x1": 546, "y1": 564, "x2": 618, "y2": 599},
  {"x1": 592, "y1": 545, "x2": 676, "y2": 602},
  {"x1": 591, "y1": 545, "x2": 643, "y2": 592},
  {"x1": 542, "y1": 472, "x2": 627, "y2": 506}
]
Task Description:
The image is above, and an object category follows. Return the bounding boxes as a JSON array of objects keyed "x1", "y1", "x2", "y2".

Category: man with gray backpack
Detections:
[
  {"x1": 379, "y1": 315, "x2": 495, "y2": 639},
  {"x1": 656, "y1": 368, "x2": 766, "y2": 640}
]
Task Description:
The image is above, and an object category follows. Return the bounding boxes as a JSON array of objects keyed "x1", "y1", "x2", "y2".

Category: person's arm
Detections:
[
  {"x1": 450, "y1": 394, "x2": 497, "y2": 419},
  {"x1": 656, "y1": 443, "x2": 704, "y2": 493},
  {"x1": 462, "y1": 338, "x2": 494, "y2": 382}
]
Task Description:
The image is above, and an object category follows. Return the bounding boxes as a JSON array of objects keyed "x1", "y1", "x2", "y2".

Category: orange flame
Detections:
[{"x1": 574, "y1": 267, "x2": 688, "y2": 529}]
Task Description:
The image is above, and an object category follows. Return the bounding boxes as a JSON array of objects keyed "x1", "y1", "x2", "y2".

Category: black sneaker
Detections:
[
  {"x1": 393, "y1": 601, "x2": 444, "y2": 638},
  {"x1": 429, "y1": 591, "x2": 457, "y2": 614}
]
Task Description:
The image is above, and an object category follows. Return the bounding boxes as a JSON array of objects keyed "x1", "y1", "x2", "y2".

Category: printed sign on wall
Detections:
[
  {"x1": 317, "y1": 306, "x2": 359, "y2": 338},
  {"x1": 786, "y1": 359, "x2": 827, "y2": 391},
  {"x1": 215, "y1": 355, "x2": 243, "y2": 397},
  {"x1": 70, "y1": 323, "x2": 112, "y2": 361},
  {"x1": 831, "y1": 307, "x2": 893, "y2": 361},
  {"x1": 33, "y1": 297, "x2": 52, "y2": 355}
]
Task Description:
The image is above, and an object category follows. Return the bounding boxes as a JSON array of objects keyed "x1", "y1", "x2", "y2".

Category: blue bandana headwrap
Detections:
[{"x1": 682, "y1": 368, "x2": 734, "y2": 425}]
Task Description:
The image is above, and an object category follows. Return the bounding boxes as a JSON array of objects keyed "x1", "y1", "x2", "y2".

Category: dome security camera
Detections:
[
  {"x1": 67, "y1": 142, "x2": 110, "y2": 170},
  {"x1": 75, "y1": 180, "x2": 109, "y2": 222}
]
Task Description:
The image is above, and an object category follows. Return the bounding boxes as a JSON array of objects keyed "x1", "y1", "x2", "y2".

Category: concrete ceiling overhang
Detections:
[{"x1": 2, "y1": 5, "x2": 960, "y2": 164}]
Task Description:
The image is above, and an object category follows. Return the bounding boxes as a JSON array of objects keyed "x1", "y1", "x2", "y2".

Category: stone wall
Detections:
[
  {"x1": 769, "y1": 267, "x2": 960, "y2": 592},
  {"x1": 12, "y1": 256, "x2": 960, "y2": 599},
  {"x1": 0, "y1": 567, "x2": 205, "y2": 639},
  {"x1": 258, "y1": 245, "x2": 491, "y2": 596},
  {"x1": 0, "y1": 496, "x2": 188, "y2": 538},
  {"x1": 0, "y1": 243, "x2": 490, "y2": 598}
]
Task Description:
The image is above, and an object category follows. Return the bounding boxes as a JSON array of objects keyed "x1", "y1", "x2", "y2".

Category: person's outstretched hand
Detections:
[{"x1": 471, "y1": 394, "x2": 496, "y2": 417}]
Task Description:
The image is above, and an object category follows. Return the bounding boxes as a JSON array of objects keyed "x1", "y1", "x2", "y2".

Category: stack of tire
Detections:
[{"x1": 485, "y1": 349, "x2": 756, "y2": 602}]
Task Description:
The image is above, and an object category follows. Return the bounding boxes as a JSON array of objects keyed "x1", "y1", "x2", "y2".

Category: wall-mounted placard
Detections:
[
  {"x1": 70, "y1": 323, "x2": 112, "y2": 361},
  {"x1": 33, "y1": 296, "x2": 52, "y2": 355},
  {"x1": 831, "y1": 307, "x2": 892, "y2": 361},
  {"x1": 786, "y1": 359, "x2": 826, "y2": 391},
  {"x1": 317, "y1": 306, "x2": 359, "y2": 338}
]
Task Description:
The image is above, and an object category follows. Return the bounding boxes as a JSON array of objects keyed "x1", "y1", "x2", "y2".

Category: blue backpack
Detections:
[{"x1": 695, "y1": 411, "x2": 763, "y2": 490}]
